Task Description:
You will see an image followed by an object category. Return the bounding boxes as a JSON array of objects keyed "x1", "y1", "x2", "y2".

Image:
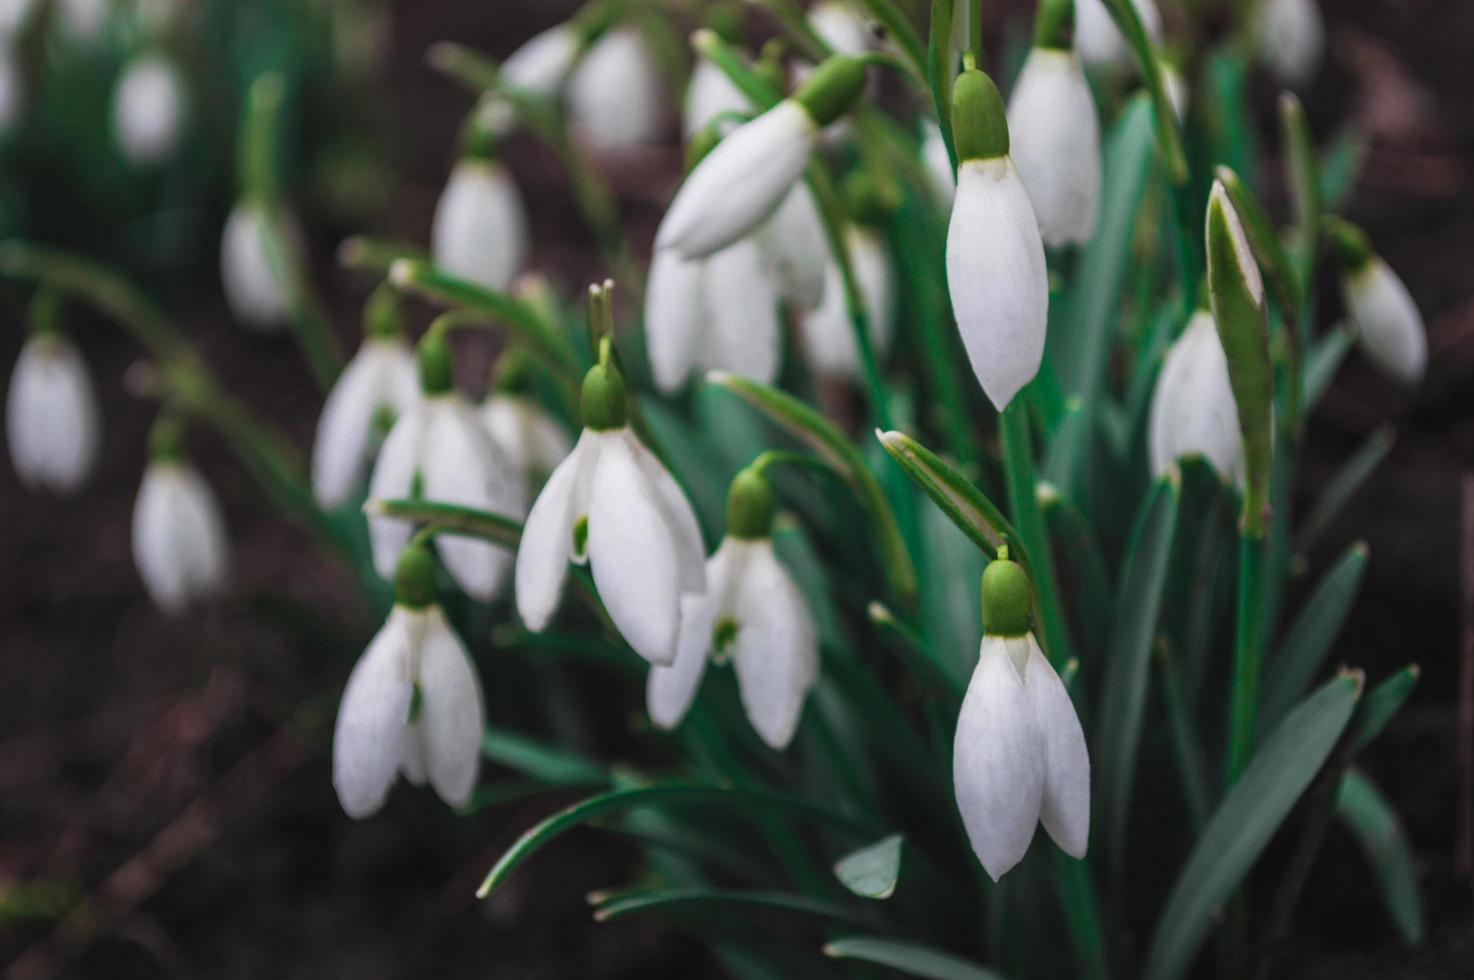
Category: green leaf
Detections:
[
  {"x1": 1350, "y1": 665, "x2": 1420, "y2": 751},
  {"x1": 1260, "y1": 542, "x2": 1368, "y2": 730},
  {"x1": 1318, "y1": 127, "x2": 1367, "y2": 210},
  {"x1": 1097, "y1": 476, "x2": 1180, "y2": 873},
  {"x1": 1215, "y1": 166, "x2": 1302, "y2": 318},
  {"x1": 1336, "y1": 768, "x2": 1425, "y2": 946},
  {"x1": 1279, "y1": 93, "x2": 1321, "y2": 290},
  {"x1": 1295, "y1": 425, "x2": 1396, "y2": 552},
  {"x1": 591, "y1": 886, "x2": 873, "y2": 928},
  {"x1": 1303, "y1": 324, "x2": 1355, "y2": 410},
  {"x1": 823, "y1": 936, "x2": 1006, "y2": 980},
  {"x1": 1143, "y1": 672, "x2": 1363, "y2": 980},
  {"x1": 1040, "y1": 483, "x2": 1115, "y2": 662},
  {"x1": 833, "y1": 834, "x2": 905, "y2": 900},
  {"x1": 877, "y1": 429, "x2": 1016, "y2": 557},
  {"x1": 1099, "y1": 0, "x2": 1187, "y2": 183},
  {"x1": 480, "y1": 726, "x2": 610, "y2": 786}
]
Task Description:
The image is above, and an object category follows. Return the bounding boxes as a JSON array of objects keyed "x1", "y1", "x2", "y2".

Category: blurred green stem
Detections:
[{"x1": 1226, "y1": 530, "x2": 1268, "y2": 784}]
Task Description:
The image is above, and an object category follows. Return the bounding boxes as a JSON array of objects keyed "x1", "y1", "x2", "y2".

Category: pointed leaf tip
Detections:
[{"x1": 833, "y1": 834, "x2": 905, "y2": 900}]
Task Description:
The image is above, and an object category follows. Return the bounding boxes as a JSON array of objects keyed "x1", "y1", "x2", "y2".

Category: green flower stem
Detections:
[
  {"x1": 422, "y1": 308, "x2": 581, "y2": 420},
  {"x1": 928, "y1": 0, "x2": 959, "y2": 171},
  {"x1": 1053, "y1": 851, "x2": 1111, "y2": 980},
  {"x1": 336, "y1": 236, "x2": 429, "y2": 273},
  {"x1": 749, "y1": 448, "x2": 842, "y2": 482},
  {"x1": 1226, "y1": 529, "x2": 1269, "y2": 785}
]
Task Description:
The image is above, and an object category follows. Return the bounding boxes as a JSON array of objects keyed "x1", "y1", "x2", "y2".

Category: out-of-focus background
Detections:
[{"x1": 0, "y1": 0, "x2": 1471, "y2": 976}]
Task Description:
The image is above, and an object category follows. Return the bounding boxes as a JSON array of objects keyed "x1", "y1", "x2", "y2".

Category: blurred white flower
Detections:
[
  {"x1": 1341, "y1": 258, "x2": 1426, "y2": 385},
  {"x1": 55, "y1": 0, "x2": 106, "y2": 44},
  {"x1": 1074, "y1": 0, "x2": 1161, "y2": 70},
  {"x1": 754, "y1": 185, "x2": 828, "y2": 311},
  {"x1": 7, "y1": 331, "x2": 99, "y2": 494},
  {"x1": 312, "y1": 336, "x2": 418, "y2": 508},
  {"x1": 1148, "y1": 309, "x2": 1244, "y2": 485},
  {"x1": 132, "y1": 458, "x2": 230, "y2": 614},
  {"x1": 481, "y1": 393, "x2": 573, "y2": 485},
  {"x1": 683, "y1": 56, "x2": 748, "y2": 139},
  {"x1": 568, "y1": 27, "x2": 663, "y2": 152},
  {"x1": 0, "y1": 50, "x2": 19, "y2": 135},
  {"x1": 112, "y1": 54, "x2": 185, "y2": 166},
  {"x1": 431, "y1": 159, "x2": 528, "y2": 293},
  {"x1": 0, "y1": 0, "x2": 34, "y2": 40},
  {"x1": 807, "y1": 0, "x2": 870, "y2": 57},
  {"x1": 1256, "y1": 0, "x2": 1325, "y2": 89},
  {"x1": 220, "y1": 200, "x2": 299, "y2": 332},
  {"x1": 801, "y1": 225, "x2": 894, "y2": 378},
  {"x1": 1007, "y1": 48, "x2": 1100, "y2": 247},
  {"x1": 477, "y1": 22, "x2": 579, "y2": 135}
]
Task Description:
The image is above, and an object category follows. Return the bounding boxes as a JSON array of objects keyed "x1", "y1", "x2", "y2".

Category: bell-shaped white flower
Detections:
[
  {"x1": 802, "y1": 224, "x2": 894, "y2": 378},
  {"x1": 220, "y1": 200, "x2": 298, "y2": 332},
  {"x1": 1342, "y1": 258, "x2": 1426, "y2": 385},
  {"x1": 1007, "y1": 47, "x2": 1100, "y2": 247},
  {"x1": 112, "y1": 53, "x2": 185, "y2": 166},
  {"x1": 431, "y1": 156, "x2": 528, "y2": 293},
  {"x1": 646, "y1": 239, "x2": 781, "y2": 393},
  {"x1": 516, "y1": 353, "x2": 706, "y2": 666},
  {"x1": 684, "y1": 56, "x2": 748, "y2": 139},
  {"x1": 1074, "y1": 0, "x2": 1161, "y2": 70},
  {"x1": 369, "y1": 335, "x2": 526, "y2": 600},
  {"x1": 921, "y1": 119, "x2": 956, "y2": 206},
  {"x1": 311, "y1": 302, "x2": 419, "y2": 508},
  {"x1": 7, "y1": 328, "x2": 99, "y2": 494},
  {"x1": 954, "y1": 552, "x2": 1089, "y2": 881},
  {"x1": 333, "y1": 544, "x2": 484, "y2": 819},
  {"x1": 568, "y1": 27, "x2": 663, "y2": 152},
  {"x1": 482, "y1": 393, "x2": 573, "y2": 486},
  {"x1": 1256, "y1": 0, "x2": 1324, "y2": 88},
  {"x1": 946, "y1": 69, "x2": 1049, "y2": 411},
  {"x1": 648, "y1": 469, "x2": 818, "y2": 749},
  {"x1": 1148, "y1": 309, "x2": 1244, "y2": 484},
  {"x1": 754, "y1": 185, "x2": 829, "y2": 311},
  {"x1": 655, "y1": 55, "x2": 867, "y2": 260},
  {"x1": 132, "y1": 440, "x2": 230, "y2": 615}
]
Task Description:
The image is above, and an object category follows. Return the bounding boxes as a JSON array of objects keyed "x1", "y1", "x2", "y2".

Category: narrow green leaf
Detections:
[
  {"x1": 480, "y1": 726, "x2": 610, "y2": 786},
  {"x1": 366, "y1": 497, "x2": 522, "y2": 549},
  {"x1": 823, "y1": 936, "x2": 1006, "y2": 980},
  {"x1": 1318, "y1": 127, "x2": 1367, "y2": 210},
  {"x1": 1143, "y1": 672, "x2": 1363, "y2": 980},
  {"x1": 1302, "y1": 323, "x2": 1354, "y2": 410},
  {"x1": 592, "y1": 886, "x2": 873, "y2": 928},
  {"x1": 1260, "y1": 542, "x2": 1368, "y2": 729},
  {"x1": 1039, "y1": 482, "x2": 1114, "y2": 661},
  {"x1": 1215, "y1": 166, "x2": 1302, "y2": 318},
  {"x1": 1350, "y1": 665, "x2": 1420, "y2": 751},
  {"x1": 1279, "y1": 93, "x2": 1321, "y2": 291},
  {"x1": 1099, "y1": 0, "x2": 1187, "y2": 182},
  {"x1": 877, "y1": 429, "x2": 1016, "y2": 557},
  {"x1": 1097, "y1": 476, "x2": 1180, "y2": 874},
  {"x1": 1336, "y1": 768, "x2": 1425, "y2": 946},
  {"x1": 1295, "y1": 425, "x2": 1396, "y2": 552},
  {"x1": 833, "y1": 834, "x2": 905, "y2": 900}
]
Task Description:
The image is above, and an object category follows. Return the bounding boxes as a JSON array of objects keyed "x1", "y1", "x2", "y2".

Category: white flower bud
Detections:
[
  {"x1": 801, "y1": 225, "x2": 894, "y2": 378},
  {"x1": 1007, "y1": 48, "x2": 1101, "y2": 247},
  {"x1": 220, "y1": 201, "x2": 299, "y2": 332},
  {"x1": 1148, "y1": 310, "x2": 1245, "y2": 485},
  {"x1": 7, "y1": 332, "x2": 99, "y2": 494},
  {"x1": 112, "y1": 54, "x2": 185, "y2": 166},
  {"x1": 568, "y1": 27, "x2": 663, "y2": 152},
  {"x1": 312, "y1": 338, "x2": 419, "y2": 508},
  {"x1": 132, "y1": 460, "x2": 230, "y2": 614},
  {"x1": 1341, "y1": 258, "x2": 1427, "y2": 385},
  {"x1": 1256, "y1": 0, "x2": 1325, "y2": 89},
  {"x1": 430, "y1": 159, "x2": 528, "y2": 293},
  {"x1": 1074, "y1": 0, "x2": 1161, "y2": 70}
]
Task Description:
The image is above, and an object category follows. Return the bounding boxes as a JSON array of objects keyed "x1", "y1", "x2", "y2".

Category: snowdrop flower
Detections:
[
  {"x1": 1329, "y1": 218, "x2": 1426, "y2": 385},
  {"x1": 568, "y1": 27, "x2": 664, "y2": 152},
  {"x1": 921, "y1": 119, "x2": 955, "y2": 206},
  {"x1": 802, "y1": 224, "x2": 894, "y2": 378},
  {"x1": 808, "y1": 1, "x2": 871, "y2": 57},
  {"x1": 112, "y1": 53, "x2": 185, "y2": 166},
  {"x1": 1074, "y1": 0, "x2": 1161, "y2": 70},
  {"x1": 430, "y1": 141, "x2": 528, "y2": 292},
  {"x1": 516, "y1": 344, "x2": 706, "y2": 666},
  {"x1": 1148, "y1": 308, "x2": 1244, "y2": 484},
  {"x1": 480, "y1": 348, "x2": 573, "y2": 488},
  {"x1": 684, "y1": 56, "x2": 748, "y2": 139},
  {"x1": 649, "y1": 466, "x2": 818, "y2": 749},
  {"x1": 55, "y1": 0, "x2": 106, "y2": 44},
  {"x1": 7, "y1": 319, "x2": 99, "y2": 494},
  {"x1": 0, "y1": 0, "x2": 34, "y2": 40},
  {"x1": 333, "y1": 542, "x2": 484, "y2": 819},
  {"x1": 655, "y1": 55, "x2": 867, "y2": 259},
  {"x1": 1007, "y1": 1, "x2": 1101, "y2": 247},
  {"x1": 754, "y1": 185, "x2": 829, "y2": 311},
  {"x1": 955, "y1": 549, "x2": 1089, "y2": 881},
  {"x1": 1256, "y1": 0, "x2": 1324, "y2": 88},
  {"x1": 132, "y1": 427, "x2": 230, "y2": 615},
  {"x1": 945, "y1": 66, "x2": 1049, "y2": 411},
  {"x1": 311, "y1": 290, "x2": 419, "y2": 508},
  {"x1": 368, "y1": 332, "x2": 526, "y2": 600},
  {"x1": 220, "y1": 200, "x2": 299, "y2": 332}
]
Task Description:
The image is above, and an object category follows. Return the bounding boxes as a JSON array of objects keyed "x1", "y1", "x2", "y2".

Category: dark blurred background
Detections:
[{"x1": 1, "y1": 0, "x2": 1471, "y2": 977}]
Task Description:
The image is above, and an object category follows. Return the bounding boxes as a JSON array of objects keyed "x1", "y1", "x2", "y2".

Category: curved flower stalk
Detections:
[
  {"x1": 802, "y1": 224, "x2": 894, "y2": 379},
  {"x1": 132, "y1": 422, "x2": 231, "y2": 615},
  {"x1": 1327, "y1": 218, "x2": 1426, "y2": 385},
  {"x1": 220, "y1": 200, "x2": 300, "y2": 332},
  {"x1": 311, "y1": 290, "x2": 419, "y2": 508},
  {"x1": 7, "y1": 297, "x2": 99, "y2": 495},
  {"x1": 516, "y1": 341, "x2": 706, "y2": 667},
  {"x1": 1148, "y1": 308, "x2": 1245, "y2": 486},
  {"x1": 111, "y1": 52, "x2": 185, "y2": 166},
  {"x1": 648, "y1": 465, "x2": 819, "y2": 749},
  {"x1": 568, "y1": 26, "x2": 664, "y2": 152},
  {"x1": 368, "y1": 332, "x2": 526, "y2": 600},
  {"x1": 430, "y1": 131, "x2": 529, "y2": 293},
  {"x1": 954, "y1": 549, "x2": 1089, "y2": 881},
  {"x1": 1256, "y1": 0, "x2": 1325, "y2": 89},
  {"x1": 655, "y1": 55, "x2": 868, "y2": 259},
  {"x1": 945, "y1": 65, "x2": 1049, "y2": 412},
  {"x1": 1074, "y1": 0, "x2": 1161, "y2": 70},
  {"x1": 333, "y1": 541, "x2": 484, "y2": 819},
  {"x1": 480, "y1": 348, "x2": 573, "y2": 489},
  {"x1": 1007, "y1": 0, "x2": 1101, "y2": 247}
]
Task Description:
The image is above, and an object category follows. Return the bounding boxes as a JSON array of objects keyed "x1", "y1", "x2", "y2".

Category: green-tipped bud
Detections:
[
  {"x1": 148, "y1": 414, "x2": 184, "y2": 462},
  {"x1": 726, "y1": 467, "x2": 774, "y2": 540},
  {"x1": 363, "y1": 284, "x2": 403, "y2": 341},
  {"x1": 394, "y1": 541, "x2": 437, "y2": 609},
  {"x1": 492, "y1": 345, "x2": 539, "y2": 396},
  {"x1": 580, "y1": 360, "x2": 628, "y2": 431},
  {"x1": 793, "y1": 55, "x2": 866, "y2": 127},
  {"x1": 1324, "y1": 216, "x2": 1373, "y2": 274},
  {"x1": 1033, "y1": 0, "x2": 1075, "y2": 50},
  {"x1": 417, "y1": 332, "x2": 455, "y2": 396},
  {"x1": 685, "y1": 124, "x2": 723, "y2": 174},
  {"x1": 842, "y1": 170, "x2": 897, "y2": 229},
  {"x1": 951, "y1": 67, "x2": 1009, "y2": 162},
  {"x1": 981, "y1": 546, "x2": 1032, "y2": 637}
]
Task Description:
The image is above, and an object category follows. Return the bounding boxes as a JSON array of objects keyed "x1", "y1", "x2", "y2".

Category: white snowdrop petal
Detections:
[
  {"x1": 313, "y1": 340, "x2": 406, "y2": 508},
  {"x1": 684, "y1": 57, "x2": 749, "y2": 139},
  {"x1": 172, "y1": 463, "x2": 230, "y2": 601},
  {"x1": 808, "y1": 0, "x2": 870, "y2": 55},
  {"x1": 644, "y1": 248, "x2": 707, "y2": 393},
  {"x1": 221, "y1": 202, "x2": 295, "y2": 331},
  {"x1": 954, "y1": 637, "x2": 1046, "y2": 881},
  {"x1": 647, "y1": 592, "x2": 717, "y2": 730},
  {"x1": 1148, "y1": 311, "x2": 1244, "y2": 484},
  {"x1": 112, "y1": 55, "x2": 184, "y2": 165},
  {"x1": 1344, "y1": 260, "x2": 1427, "y2": 385},
  {"x1": 515, "y1": 431, "x2": 593, "y2": 630},
  {"x1": 1024, "y1": 637, "x2": 1091, "y2": 860},
  {"x1": 656, "y1": 101, "x2": 818, "y2": 259},
  {"x1": 802, "y1": 227, "x2": 894, "y2": 378},
  {"x1": 946, "y1": 159, "x2": 1049, "y2": 411},
  {"x1": 7, "y1": 334, "x2": 99, "y2": 494},
  {"x1": 332, "y1": 609, "x2": 415, "y2": 819},
  {"x1": 731, "y1": 541, "x2": 819, "y2": 750},
  {"x1": 1075, "y1": 0, "x2": 1161, "y2": 69},
  {"x1": 569, "y1": 27, "x2": 663, "y2": 151},
  {"x1": 756, "y1": 185, "x2": 829, "y2": 310},
  {"x1": 501, "y1": 23, "x2": 578, "y2": 94},
  {"x1": 132, "y1": 465, "x2": 190, "y2": 614},
  {"x1": 704, "y1": 239, "x2": 782, "y2": 385},
  {"x1": 431, "y1": 161, "x2": 528, "y2": 293},
  {"x1": 1007, "y1": 50, "x2": 1101, "y2": 246},
  {"x1": 1257, "y1": 0, "x2": 1325, "y2": 88},
  {"x1": 367, "y1": 402, "x2": 428, "y2": 580},
  {"x1": 398, "y1": 721, "x2": 428, "y2": 786},
  {"x1": 627, "y1": 432, "x2": 707, "y2": 594},
  {"x1": 416, "y1": 608, "x2": 485, "y2": 809}
]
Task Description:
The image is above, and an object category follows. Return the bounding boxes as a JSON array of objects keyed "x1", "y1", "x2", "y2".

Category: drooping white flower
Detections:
[
  {"x1": 1256, "y1": 0, "x2": 1325, "y2": 89},
  {"x1": 7, "y1": 329, "x2": 99, "y2": 494},
  {"x1": 312, "y1": 331, "x2": 418, "y2": 508},
  {"x1": 754, "y1": 185, "x2": 828, "y2": 311},
  {"x1": 333, "y1": 545, "x2": 484, "y2": 819},
  {"x1": 1074, "y1": 0, "x2": 1161, "y2": 70},
  {"x1": 1148, "y1": 309, "x2": 1244, "y2": 484},
  {"x1": 482, "y1": 393, "x2": 573, "y2": 485},
  {"x1": 568, "y1": 27, "x2": 663, "y2": 152},
  {"x1": 112, "y1": 53, "x2": 185, "y2": 166},
  {"x1": 645, "y1": 239, "x2": 781, "y2": 392},
  {"x1": 516, "y1": 355, "x2": 706, "y2": 666},
  {"x1": 1007, "y1": 47, "x2": 1100, "y2": 247},
  {"x1": 954, "y1": 552, "x2": 1089, "y2": 881},
  {"x1": 132, "y1": 455, "x2": 230, "y2": 614},
  {"x1": 655, "y1": 55, "x2": 867, "y2": 259},
  {"x1": 683, "y1": 56, "x2": 748, "y2": 139},
  {"x1": 55, "y1": 0, "x2": 106, "y2": 44},
  {"x1": 921, "y1": 119, "x2": 956, "y2": 206},
  {"x1": 801, "y1": 224, "x2": 895, "y2": 378},
  {"x1": 648, "y1": 469, "x2": 818, "y2": 749},
  {"x1": 1341, "y1": 258, "x2": 1426, "y2": 385},
  {"x1": 369, "y1": 336, "x2": 526, "y2": 600},
  {"x1": 220, "y1": 200, "x2": 299, "y2": 332},
  {"x1": 946, "y1": 69, "x2": 1049, "y2": 411},
  {"x1": 430, "y1": 158, "x2": 529, "y2": 293}
]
